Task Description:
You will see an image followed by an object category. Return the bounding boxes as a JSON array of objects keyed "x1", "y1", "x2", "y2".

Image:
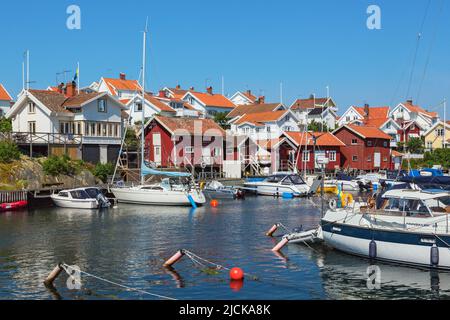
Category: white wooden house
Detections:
[{"x1": 6, "y1": 83, "x2": 126, "y2": 164}]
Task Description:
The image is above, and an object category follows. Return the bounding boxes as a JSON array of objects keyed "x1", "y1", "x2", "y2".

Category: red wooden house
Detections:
[
  {"x1": 143, "y1": 115, "x2": 225, "y2": 169},
  {"x1": 281, "y1": 132, "x2": 345, "y2": 172},
  {"x1": 333, "y1": 124, "x2": 393, "y2": 171},
  {"x1": 398, "y1": 120, "x2": 423, "y2": 143}
]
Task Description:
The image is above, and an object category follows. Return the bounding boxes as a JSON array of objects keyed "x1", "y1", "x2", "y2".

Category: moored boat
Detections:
[
  {"x1": 244, "y1": 173, "x2": 310, "y2": 197},
  {"x1": 51, "y1": 187, "x2": 110, "y2": 209}
]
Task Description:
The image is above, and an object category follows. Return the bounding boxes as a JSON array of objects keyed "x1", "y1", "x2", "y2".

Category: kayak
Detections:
[{"x1": 0, "y1": 201, "x2": 28, "y2": 212}]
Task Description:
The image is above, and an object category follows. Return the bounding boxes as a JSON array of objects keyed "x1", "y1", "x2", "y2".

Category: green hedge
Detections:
[
  {"x1": 91, "y1": 162, "x2": 115, "y2": 183},
  {"x1": 0, "y1": 141, "x2": 21, "y2": 163},
  {"x1": 42, "y1": 155, "x2": 76, "y2": 176}
]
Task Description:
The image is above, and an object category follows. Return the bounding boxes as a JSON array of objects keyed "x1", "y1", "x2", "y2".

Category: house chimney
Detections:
[
  {"x1": 309, "y1": 94, "x2": 314, "y2": 99},
  {"x1": 406, "y1": 99, "x2": 413, "y2": 105},
  {"x1": 257, "y1": 96, "x2": 265, "y2": 104},
  {"x1": 159, "y1": 90, "x2": 166, "y2": 98},
  {"x1": 189, "y1": 87, "x2": 195, "y2": 91},
  {"x1": 57, "y1": 82, "x2": 65, "y2": 94},
  {"x1": 206, "y1": 86, "x2": 213, "y2": 95},
  {"x1": 65, "y1": 81, "x2": 77, "y2": 97},
  {"x1": 246, "y1": 90, "x2": 252, "y2": 96},
  {"x1": 119, "y1": 73, "x2": 126, "y2": 80},
  {"x1": 176, "y1": 84, "x2": 181, "y2": 89},
  {"x1": 364, "y1": 103, "x2": 370, "y2": 119}
]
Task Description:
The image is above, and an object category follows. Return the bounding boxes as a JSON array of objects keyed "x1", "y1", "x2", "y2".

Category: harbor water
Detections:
[{"x1": 0, "y1": 195, "x2": 449, "y2": 300}]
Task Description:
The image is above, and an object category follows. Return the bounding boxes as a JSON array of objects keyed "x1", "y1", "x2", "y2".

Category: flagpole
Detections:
[{"x1": 77, "y1": 62, "x2": 80, "y2": 94}]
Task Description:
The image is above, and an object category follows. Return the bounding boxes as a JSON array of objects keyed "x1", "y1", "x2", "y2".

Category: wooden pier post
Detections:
[{"x1": 44, "y1": 264, "x2": 63, "y2": 288}]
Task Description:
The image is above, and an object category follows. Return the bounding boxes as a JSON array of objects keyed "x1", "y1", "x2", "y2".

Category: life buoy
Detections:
[
  {"x1": 341, "y1": 193, "x2": 354, "y2": 207},
  {"x1": 329, "y1": 199, "x2": 337, "y2": 211}
]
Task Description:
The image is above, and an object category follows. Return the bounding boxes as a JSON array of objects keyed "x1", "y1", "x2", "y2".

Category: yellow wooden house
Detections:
[{"x1": 424, "y1": 121, "x2": 450, "y2": 151}]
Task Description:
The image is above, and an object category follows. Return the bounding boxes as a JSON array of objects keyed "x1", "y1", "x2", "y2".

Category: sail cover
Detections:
[{"x1": 141, "y1": 163, "x2": 192, "y2": 178}]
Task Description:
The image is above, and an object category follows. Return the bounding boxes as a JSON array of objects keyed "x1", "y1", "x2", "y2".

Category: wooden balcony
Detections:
[{"x1": 3, "y1": 132, "x2": 83, "y2": 146}]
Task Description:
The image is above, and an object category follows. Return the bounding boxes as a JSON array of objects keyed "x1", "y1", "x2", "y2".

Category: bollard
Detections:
[
  {"x1": 272, "y1": 237, "x2": 289, "y2": 252},
  {"x1": 163, "y1": 250, "x2": 185, "y2": 268},
  {"x1": 44, "y1": 264, "x2": 63, "y2": 287},
  {"x1": 266, "y1": 224, "x2": 280, "y2": 237}
]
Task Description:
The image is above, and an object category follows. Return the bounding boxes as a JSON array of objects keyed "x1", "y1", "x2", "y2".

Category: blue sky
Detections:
[{"x1": 1, "y1": 0, "x2": 449, "y2": 116}]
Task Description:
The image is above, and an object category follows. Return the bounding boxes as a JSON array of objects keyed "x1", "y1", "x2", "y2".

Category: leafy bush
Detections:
[
  {"x1": 0, "y1": 118, "x2": 12, "y2": 133},
  {"x1": 0, "y1": 141, "x2": 21, "y2": 163},
  {"x1": 92, "y1": 162, "x2": 115, "y2": 183},
  {"x1": 42, "y1": 155, "x2": 76, "y2": 176}
]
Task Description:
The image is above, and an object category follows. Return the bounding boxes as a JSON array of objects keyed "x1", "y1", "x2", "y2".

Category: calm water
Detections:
[{"x1": 1, "y1": 196, "x2": 450, "y2": 300}]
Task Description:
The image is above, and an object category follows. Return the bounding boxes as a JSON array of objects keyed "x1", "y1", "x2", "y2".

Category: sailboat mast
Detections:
[{"x1": 141, "y1": 24, "x2": 147, "y2": 185}]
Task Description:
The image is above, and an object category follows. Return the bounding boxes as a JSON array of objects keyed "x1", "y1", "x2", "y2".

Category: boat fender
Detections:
[
  {"x1": 369, "y1": 240, "x2": 377, "y2": 260},
  {"x1": 164, "y1": 250, "x2": 185, "y2": 268},
  {"x1": 266, "y1": 224, "x2": 280, "y2": 237},
  {"x1": 329, "y1": 199, "x2": 337, "y2": 211},
  {"x1": 431, "y1": 245, "x2": 439, "y2": 267},
  {"x1": 272, "y1": 237, "x2": 289, "y2": 252}
]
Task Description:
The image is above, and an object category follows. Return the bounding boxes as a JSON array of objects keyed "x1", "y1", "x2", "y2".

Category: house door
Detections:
[
  {"x1": 374, "y1": 152, "x2": 381, "y2": 168},
  {"x1": 153, "y1": 133, "x2": 162, "y2": 166},
  {"x1": 315, "y1": 150, "x2": 326, "y2": 170},
  {"x1": 202, "y1": 147, "x2": 211, "y2": 165}
]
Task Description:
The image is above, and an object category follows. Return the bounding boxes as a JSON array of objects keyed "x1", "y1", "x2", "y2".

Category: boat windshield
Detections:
[
  {"x1": 70, "y1": 190, "x2": 91, "y2": 200},
  {"x1": 85, "y1": 188, "x2": 101, "y2": 198},
  {"x1": 378, "y1": 197, "x2": 432, "y2": 217},
  {"x1": 264, "y1": 175, "x2": 285, "y2": 183},
  {"x1": 423, "y1": 196, "x2": 450, "y2": 214},
  {"x1": 289, "y1": 175, "x2": 305, "y2": 185}
]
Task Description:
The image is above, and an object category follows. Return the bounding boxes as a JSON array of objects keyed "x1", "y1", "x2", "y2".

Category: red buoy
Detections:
[
  {"x1": 210, "y1": 200, "x2": 219, "y2": 208},
  {"x1": 230, "y1": 267, "x2": 244, "y2": 281}
]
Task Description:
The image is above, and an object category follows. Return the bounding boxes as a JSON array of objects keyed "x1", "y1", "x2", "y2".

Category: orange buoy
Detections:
[
  {"x1": 266, "y1": 223, "x2": 279, "y2": 237},
  {"x1": 230, "y1": 280, "x2": 244, "y2": 292},
  {"x1": 210, "y1": 200, "x2": 219, "y2": 208},
  {"x1": 272, "y1": 237, "x2": 289, "y2": 252},
  {"x1": 163, "y1": 250, "x2": 185, "y2": 267},
  {"x1": 230, "y1": 267, "x2": 245, "y2": 281}
]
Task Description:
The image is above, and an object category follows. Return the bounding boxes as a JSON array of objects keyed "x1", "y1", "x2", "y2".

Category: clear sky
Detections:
[{"x1": 1, "y1": 0, "x2": 449, "y2": 116}]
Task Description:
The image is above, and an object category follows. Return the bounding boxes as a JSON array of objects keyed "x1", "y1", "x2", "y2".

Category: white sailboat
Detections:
[{"x1": 110, "y1": 23, "x2": 206, "y2": 207}]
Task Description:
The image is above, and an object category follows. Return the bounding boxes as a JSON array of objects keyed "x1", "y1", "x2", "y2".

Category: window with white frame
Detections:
[
  {"x1": 98, "y1": 99, "x2": 107, "y2": 113},
  {"x1": 437, "y1": 128, "x2": 445, "y2": 137},
  {"x1": 328, "y1": 151, "x2": 336, "y2": 162},
  {"x1": 367, "y1": 141, "x2": 373, "y2": 147},
  {"x1": 28, "y1": 121, "x2": 36, "y2": 133},
  {"x1": 351, "y1": 139, "x2": 358, "y2": 145},
  {"x1": 427, "y1": 141, "x2": 433, "y2": 149},
  {"x1": 28, "y1": 102, "x2": 36, "y2": 114},
  {"x1": 352, "y1": 155, "x2": 358, "y2": 161},
  {"x1": 302, "y1": 150, "x2": 310, "y2": 162}
]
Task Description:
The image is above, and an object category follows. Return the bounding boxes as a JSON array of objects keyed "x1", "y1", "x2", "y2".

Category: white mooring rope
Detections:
[{"x1": 61, "y1": 263, "x2": 177, "y2": 301}]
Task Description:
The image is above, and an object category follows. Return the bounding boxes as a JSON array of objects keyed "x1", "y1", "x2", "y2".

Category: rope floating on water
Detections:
[{"x1": 44, "y1": 263, "x2": 177, "y2": 301}]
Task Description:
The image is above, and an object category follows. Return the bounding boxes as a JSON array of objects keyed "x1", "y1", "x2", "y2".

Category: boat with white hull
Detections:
[
  {"x1": 285, "y1": 189, "x2": 450, "y2": 270},
  {"x1": 111, "y1": 178, "x2": 206, "y2": 206},
  {"x1": 244, "y1": 173, "x2": 311, "y2": 196},
  {"x1": 51, "y1": 187, "x2": 111, "y2": 209}
]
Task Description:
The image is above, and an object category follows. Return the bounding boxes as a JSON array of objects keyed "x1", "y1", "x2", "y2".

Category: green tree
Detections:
[
  {"x1": 42, "y1": 155, "x2": 76, "y2": 176},
  {"x1": 308, "y1": 120, "x2": 328, "y2": 132},
  {"x1": 0, "y1": 141, "x2": 21, "y2": 163},
  {"x1": 92, "y1": 162, "x2": 115, "y2": 183},
  {"x1": 0, "y1": 118, "x2": 12, "y2": 133},
  {"x1": 406, "y1": 137, "x2": 425, "y2": 154},
  {"x1": 214, "y1": 112, "x2": 230, "y2": 129}
]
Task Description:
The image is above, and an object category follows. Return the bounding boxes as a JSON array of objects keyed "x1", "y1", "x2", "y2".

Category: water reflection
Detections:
[{"x1": 0, "y1": 196, "x2": 449, "y2": 300}]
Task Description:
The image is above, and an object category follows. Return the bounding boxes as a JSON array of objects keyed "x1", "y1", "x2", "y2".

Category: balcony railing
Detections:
[{"x1": 1, "y1": 132, "x2": 83, "y2": 145}]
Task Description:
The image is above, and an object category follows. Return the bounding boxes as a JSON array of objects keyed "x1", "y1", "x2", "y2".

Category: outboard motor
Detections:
[{"x1": 97, "y1": 193, "x2": 111, "y2": 208}]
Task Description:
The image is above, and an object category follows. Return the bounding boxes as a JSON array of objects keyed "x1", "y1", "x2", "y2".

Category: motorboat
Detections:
[
  {"x1": 243, "y1": 173, "x2": 311, "y2": 197},
  {"x1": 284, "y1": 189, "x2": 450, "y2": 270},
  {"x1": 51, "y1": 187, "x2": 111, "y2": 209},
  {"x1": 111, "y1": 176, "x2": 206, "y2": 206},
  {"x1": 202, "y1": 181, "x2": 244, "y2": 200},
  {"x1": 324, "y1": 173, "x2": 360, "y2": 192}
]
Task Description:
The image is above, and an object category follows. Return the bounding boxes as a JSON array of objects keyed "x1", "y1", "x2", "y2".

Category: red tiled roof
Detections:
[
  {"x1": 392, "y1": 150, "x2": 404, "y2": 157},
  {"x1": 234, "y1": 110, "x2": 289, "y2": 126},
  {"x1": 189, "y1": 91, "x2": 235, "y2": 109},
  {"x1": 256, "y1": 138, "x2": 283, "y2": 150},
  {"x1": 120, "y1": 99, "x2": 131, "y2": 105},
  {"x1": 63, "y1": 92, "x2": 106, "y2": 108},
  {"x1": 290, "y1": 97, "x2": 329, "y2": 110},
  {"x1": 144, "y1": 94, "x2": 176, "y2": 113},
  {"x1": 103, "y1": 78, "x2": 142, "y2": 95},
  {"x1": 403, "y1": 101, "x2": 438, "y2": 118},
  {"x1": 28, "y1": 90, "x2": 72, "y2": 113},
  {"x1": 353, "y1": 106, "x2": 389, "y2": 119},
  {"x1": 227, "y1": 103, "x2": 282, "y2": 118},
  {"x1": 345, "y1": 124, "x2": 392, "y2": 140},
  {"x1": 363, "y1": 118, "x2": 389, "y2": 128},
  {"x1": 154, "y1": 115, "x2": 225, "y2": 136},
  {"x1": 0, "y1": 84, "x2": 12, "y2": 101},
  {"x1": 284, "y1": 132, "x2": 345, "y2": 147},
  {"x1": 242, "y1": 91, "x2": 257, "y2": 103}
]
